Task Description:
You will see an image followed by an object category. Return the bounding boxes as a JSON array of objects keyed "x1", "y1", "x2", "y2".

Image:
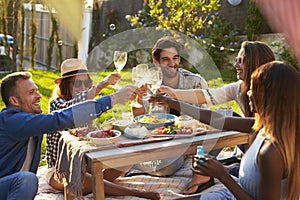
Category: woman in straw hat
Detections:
[{"x1": 45, "y1": 58, "x2": 160, "y2": 199}]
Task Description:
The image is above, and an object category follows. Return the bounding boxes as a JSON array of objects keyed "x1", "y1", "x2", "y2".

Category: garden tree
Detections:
[
  {"x1": 46, "y1": 11, "x2": 62, "y2": 70},
  {"x1": 0, "y1": 0, "x2": 10, "y2": 57},
  {"x1": 55, "y1": 36, "x2": 62, "y2": 69},
  {"x1": 11, "y1": 0, "x2": 22, "y2": 72},
  {"x1": 127, "y1": 0, "x2": 241, "y2": 68},
  {"x1": 89, "y1": 2, "x2": 101, "y2": 53},
  {"x1": 245, "y1": 0, "x2": 264, "y2": 40},
  {"x1": 19, "y1": 1, "x2": 25, "y2": 70},
  {"x1": 72, "y1": 41, "x2": 78, "y2": 58},
  {"x1": 30, "y1": 0, "x2": 37, "y2": 69},
  {"x1": 200, "y1": 13, "x2": 241, "y2": 68},
  {"x1": 128, "y1": 0, "x2": 220, "y2": 38}
]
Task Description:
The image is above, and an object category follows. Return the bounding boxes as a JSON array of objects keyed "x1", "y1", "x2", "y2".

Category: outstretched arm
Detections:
[
  {"x1": 87, "y1": 72, "x2": 122, "y2": 99},
  {"x1": 152, "y1": 95, "x2": 254, "y2": 133},
  {"x1": 158, "y1": 85, "x2": 207, "y2": 104}
]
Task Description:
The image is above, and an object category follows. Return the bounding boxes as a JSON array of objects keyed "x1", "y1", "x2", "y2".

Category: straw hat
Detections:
[{"x1": 54, "y1": 58, "x2": 93, "y2": 83}]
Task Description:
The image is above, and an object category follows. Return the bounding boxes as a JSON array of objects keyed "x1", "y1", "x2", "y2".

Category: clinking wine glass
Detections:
[
  {"x1": 131, "y1": 67, "x2": 144, "y2": 108},
  {"x1": 143, "y1": 66, "x2": 163, "y2": 100},
  {"x1": 148, "y1": 66, "x2": 163, "y2": 95},
  {"x1": 131, "y1": 64, "x2": 150, "y2": 106},
  {"x1": 113, "y1": 50, "x2": 127, "y2": 89}
]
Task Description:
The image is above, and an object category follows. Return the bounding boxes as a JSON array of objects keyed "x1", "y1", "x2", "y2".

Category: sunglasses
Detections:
[
  {"x1": 72, "y1": 79, "x2": 93, "y2": 88},
  {"x1": 234, "y1": 56, "x2": 245, "y2": 65}
]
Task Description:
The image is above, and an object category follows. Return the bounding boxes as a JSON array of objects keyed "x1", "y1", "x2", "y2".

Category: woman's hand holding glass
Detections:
[
  {"x1": 112, "y1": 50, "x2": 127, "y2": 89},
  {"x1": 100, "y1": 72, "x2": 121, "y2": 88}
]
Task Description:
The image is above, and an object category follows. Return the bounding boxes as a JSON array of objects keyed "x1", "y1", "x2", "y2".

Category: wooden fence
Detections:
[{"x1": 24, "y1": 4, "x2": 75, "y2": 70}]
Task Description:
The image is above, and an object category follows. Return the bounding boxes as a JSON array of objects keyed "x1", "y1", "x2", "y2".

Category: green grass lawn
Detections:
[{"x1": 0, "y1": 68, "x2": 238, "y2": 166}]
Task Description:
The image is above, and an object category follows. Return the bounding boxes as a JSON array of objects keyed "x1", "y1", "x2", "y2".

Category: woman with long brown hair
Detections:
[{"x1": 188, "y1": 61, "x2": 300, "y2": 199}]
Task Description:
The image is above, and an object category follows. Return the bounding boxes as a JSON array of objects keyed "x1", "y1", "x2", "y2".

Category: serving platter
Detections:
[
  {"x1": 151, "y1": 126, "x2": 207, "y2": 138},
  {"x1": 134, "y1": 113, "x2": 176, "y2": 130}
]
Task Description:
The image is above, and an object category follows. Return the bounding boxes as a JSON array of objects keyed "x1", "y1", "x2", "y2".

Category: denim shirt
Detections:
[{"x1": 0, "y1": 95, "x2": 111, "y2": 178}]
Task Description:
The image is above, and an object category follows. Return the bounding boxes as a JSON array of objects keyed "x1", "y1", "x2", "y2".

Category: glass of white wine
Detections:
[
  {"x1": 143, "y1": 66, "x2": 163, "y2": 100},
  {"x1": 130, "y1": 67, "x2": 143, "y2": 108},
  {"x1": 113, "y1": 50, "x2": 127, "y2": 89},
  {"x1": 148, "y1": 66, "x2": 163, "y2": 95}
]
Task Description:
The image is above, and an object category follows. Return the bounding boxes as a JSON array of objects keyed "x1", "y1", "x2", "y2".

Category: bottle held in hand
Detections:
[{"x1": 196, "y1": 145, "x2": 206, "y2": 163}]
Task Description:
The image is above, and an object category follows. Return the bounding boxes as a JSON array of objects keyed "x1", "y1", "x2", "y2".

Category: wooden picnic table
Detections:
[{"x1": 83, "y1": 130, "x2": 249, "y2": 200}]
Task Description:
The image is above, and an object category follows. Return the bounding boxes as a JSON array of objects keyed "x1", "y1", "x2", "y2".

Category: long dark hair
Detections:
[
  {"x1": 51, "y1": 75, "x2": 92, "y2": 101},
  {"x1": 251, "y1": 61, "x2": 300, "y2": 199},
  {"x1": 240, "y1": 41, "x2": 275, "y2": 117}
]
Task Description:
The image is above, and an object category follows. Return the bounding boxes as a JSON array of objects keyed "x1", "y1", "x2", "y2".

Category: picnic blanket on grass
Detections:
[{"x1": 35, "y1": 150, "x2": 234, "y2": 200}]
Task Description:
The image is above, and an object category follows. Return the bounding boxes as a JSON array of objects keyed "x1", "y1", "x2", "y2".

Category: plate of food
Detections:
[
  {"x1": 87, "y1": 129, "x2": 121, "y2": 145},
  {"x1": 151, "y1": 124, "x2": 196, "y2": 138},
  {"x1": 134, "y1": 113, "x2": 176, "y2": 130}
]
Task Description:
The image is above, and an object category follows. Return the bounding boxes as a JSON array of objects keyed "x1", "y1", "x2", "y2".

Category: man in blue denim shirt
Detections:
[{"x1": 0, "y1": 71, "x2": 140, "y2": 199}]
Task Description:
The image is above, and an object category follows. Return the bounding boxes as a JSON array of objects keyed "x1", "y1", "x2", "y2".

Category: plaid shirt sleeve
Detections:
[
  {"x1": 46, "y1": 90, "x2": 88, "y2": 168},
  {"x1": 49, "y1": 91, "x2": 88, "y2": 112}
]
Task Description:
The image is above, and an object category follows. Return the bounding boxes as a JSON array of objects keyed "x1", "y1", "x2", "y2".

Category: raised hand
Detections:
[
  {"x1": 157, "y1": 85, "x2": 176, "y2": 98},
  {"x1": 150, "y1": 95, "x2": 180, "y2": 111},
  {"x1": 111, "y1": 85, "x2": 141, "y2": 105},
  {"x1": 103, "y1": 72, "x2": 121, "y2": 86}
]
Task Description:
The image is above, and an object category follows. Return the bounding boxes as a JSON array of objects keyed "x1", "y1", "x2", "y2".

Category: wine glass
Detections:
[
  {"x1": 142, "y1": 66, "x2": 163, "y2": 100},
  {"x1": 148, "y1": 66, "x2": 163, "y2": 95},
  {"x1": 134, "y1": 64, "x2": 151, "y2": 102},
  {"x1": 113, "y1": 50, "x2": 127, "y2": 89},
  {"x1": 131, "y1": 67, "x2": 143, "y2": 108}
]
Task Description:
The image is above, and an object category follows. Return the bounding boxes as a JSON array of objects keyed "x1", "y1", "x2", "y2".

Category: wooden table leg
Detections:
[{"x1": 90, "y1": 161, "x2": 105, "y2": 200}]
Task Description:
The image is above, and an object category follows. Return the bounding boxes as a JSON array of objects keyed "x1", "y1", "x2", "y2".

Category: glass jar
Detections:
[{"x1": 149, "y1": 101, "x2": 169, "y2": 114}]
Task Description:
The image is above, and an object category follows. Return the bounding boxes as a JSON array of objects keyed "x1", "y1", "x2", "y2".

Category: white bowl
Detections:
[
  {"x1": 124, "y1": 125, "x2": 148, "y2": 139},
  {"x1": 87, "y1": 130, "x2": 121, "y2": 145},
  {"x1": 112, "y1": 120, "x2": 131, "y2": 132}
]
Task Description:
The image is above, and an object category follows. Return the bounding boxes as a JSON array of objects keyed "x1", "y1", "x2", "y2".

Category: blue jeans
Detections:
[{"x1": 0, "y1": 171, "x2": 38, "y2": 200}]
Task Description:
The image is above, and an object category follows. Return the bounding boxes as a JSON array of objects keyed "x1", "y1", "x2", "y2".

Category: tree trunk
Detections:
[{"x1": 12, "y1": 0, "x2": 21, "y2": 72}]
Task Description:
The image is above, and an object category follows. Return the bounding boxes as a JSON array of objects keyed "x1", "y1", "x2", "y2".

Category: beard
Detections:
[{"x1": 161, "y1": 66, "x2": 178, "y2": 78}]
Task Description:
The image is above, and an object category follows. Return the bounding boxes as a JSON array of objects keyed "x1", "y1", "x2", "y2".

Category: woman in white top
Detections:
[
  {"x1": 158, "y1": 41, "x2": 275, "y2": 194},
  {"x1": 188, "y1": 61, "x2": 300, "y2": 200}
]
